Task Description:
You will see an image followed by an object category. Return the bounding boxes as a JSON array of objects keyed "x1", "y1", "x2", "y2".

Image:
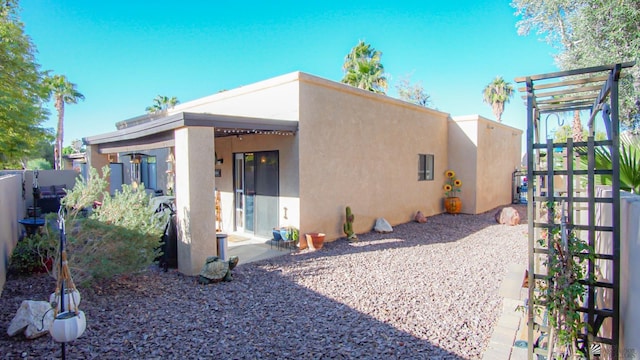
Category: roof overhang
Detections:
[{"x1": 83, "y1": 112, "x2": 299, "y2": 154}]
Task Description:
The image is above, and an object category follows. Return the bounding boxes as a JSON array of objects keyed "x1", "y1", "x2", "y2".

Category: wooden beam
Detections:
[
  {"x1": 537, "y1": 93, "x2": 598, "y2": 105},
  {"x1": 527, "y1": 85, "x2": 602, "y2": 99},
  {"x1": 538, "y1": 104, "x2": 593, "y2": 113},
  {"x1": 514, "y1": 61, "x2": 635, "y2": 83},
  {"x1": 517, "y1": 76, "x2": 608, "y2": 93}
]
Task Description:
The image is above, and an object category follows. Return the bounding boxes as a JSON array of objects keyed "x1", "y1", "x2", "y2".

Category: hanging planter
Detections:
[
  {"x1": 48, "y1": 210, "x2": 87, "y2": 347},
  {"x1": 50, "y1": 310, "x2": 86, "y2": 343},
  {"x1": 49, "y1": 289, "x2": 81, "y2": 312}
]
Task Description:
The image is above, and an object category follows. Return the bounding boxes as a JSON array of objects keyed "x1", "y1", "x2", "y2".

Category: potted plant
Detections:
[
  {"x1": 279, "y1": 226, "x2": 299, "y2": 248},
  {"x1": 304, "y1": 232, "x2": 326, "y2": 250},
  {"x1": 443, "y1": 170, "x2": 462, "y2": 214},
  {"x1": 272, "y1": 228, "x2": 283, "y2": 241}
]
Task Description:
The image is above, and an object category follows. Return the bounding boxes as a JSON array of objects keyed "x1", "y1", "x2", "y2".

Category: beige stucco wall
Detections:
[
  {"x1": 587, "y1": 188, "x2": 640, "y2": 354},
  {"x1": 0, "y1": 175, "x2": 22, "y2": 296},
  {"x1": 297, "y1": 74, "x2": 450, "y2": 241},
  {"x1": 620, "y1": 191, "x2": 640, "y2": 354},
  {"x1": 449, "y1": 115, "x2": 523, "y2": 214},
  {"x1": 0, "y1": 170, "x2": 79, "y2": 295},
  {"x1": 174, "y1": 127, "x2": 217, "y2": 276},
  {"x1": 22, "y1": 170, "x2": 80, "y2": 208},
  {"x1": 447, "y1": 118, "x2": 479, "y2": 214},
  {"x1": 168, "y1": 73, "x2": 300, "y2": 121}
]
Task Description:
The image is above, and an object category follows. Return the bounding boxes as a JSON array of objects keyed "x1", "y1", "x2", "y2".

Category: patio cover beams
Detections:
[{"x1": 83, "y1": 112, "x2": 299, "y2": 154}]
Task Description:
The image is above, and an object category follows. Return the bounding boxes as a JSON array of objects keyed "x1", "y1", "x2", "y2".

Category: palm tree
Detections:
[
  {"x1": 482, "y1": 76, "x2": 514, "y2": 122},
  {"x1": 586, "y1": 133, "x2": 640, "y2": 194},
  {"x1": 341, "y1": 41, "x2": 388, "y2": 94},
  {"x1": 572, "y1": 110, "x2": 584, "y2": 142},
  {"x1": 44, "y1": 74, "x2": 85, "y2": 170},
  {"x1": 146, "y1": 95, "x2": 179, "y2": 114}
]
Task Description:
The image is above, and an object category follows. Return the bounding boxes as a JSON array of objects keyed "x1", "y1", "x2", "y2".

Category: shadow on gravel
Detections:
[
  {"x1": 1, "y1": 268, "x2": 464, "y2": 359},
  {"x1": 0, "y1": 204, "x2": 527, "y2": 359}
]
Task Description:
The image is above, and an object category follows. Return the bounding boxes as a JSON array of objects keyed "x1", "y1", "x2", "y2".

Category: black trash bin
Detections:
[
  {"x1": 160, "y1": 213, "x2": 178, "y2": 271},
  {"x1": 152, "y1": 196, "x2": 178, "y2": 271}
]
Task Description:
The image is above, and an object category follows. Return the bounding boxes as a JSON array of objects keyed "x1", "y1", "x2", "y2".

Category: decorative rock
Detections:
[
  {"x1": 374, "y1": 218, "x2": 393, "y2": 233},
  {"x1": 7, "y1": 300, "x2": 54, "y2": 339},
  {"x1": 495, "y1": 207, "x2": 521, "y2": 226},
  {"x1": 198, "y1": 256, "x2": 239, "y2": 284},
  {"x1": 414, "y1": 211, "x2": 427, "y2": 223}
]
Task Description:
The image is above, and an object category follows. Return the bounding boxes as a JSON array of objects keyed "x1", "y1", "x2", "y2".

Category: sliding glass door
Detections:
[{"x1": 234, "y1": 151, "x2": 279, "y2": 237}]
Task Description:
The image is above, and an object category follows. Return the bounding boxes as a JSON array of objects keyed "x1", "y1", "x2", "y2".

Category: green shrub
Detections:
[
  {"x1": 26, "y1": 158, "x2": 52, "y2": 170},
  {"x1": 37, "y1": 166, "x2": 167, "y2": 285},
  {"x1": 9, "y1": 235, "x2": 52, "y2": 275}
]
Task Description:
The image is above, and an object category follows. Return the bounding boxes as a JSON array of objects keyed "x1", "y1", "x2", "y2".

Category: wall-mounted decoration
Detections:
[{"x1": 215, "y1": 169, "x2": 221, "y2": 177}]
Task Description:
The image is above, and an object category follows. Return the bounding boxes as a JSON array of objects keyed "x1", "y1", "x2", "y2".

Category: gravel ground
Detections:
[{"x1": 1, "y1": 205, "x2": 528, "y2": 359}]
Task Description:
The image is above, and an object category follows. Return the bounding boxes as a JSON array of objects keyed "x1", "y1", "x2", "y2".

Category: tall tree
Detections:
[
  {"x1": 146, "y1": 95, "x2": 179, "y2": 114},
  {"x1": 44, "y1": 74, "x2": 85, "y2": 170},
  {"x1": 341, "y1": 40, "x2": 388, "y2": 94},
  {"x1": 512, "y1": 0, "x2": 640, "y2": 132},
  {"x1": 0, "y1": 0, "x2": 49, "y2": 168},
  {"x1": 572, "y1": 111, "x2": 583, "y2": 142},
  {"x1": 482, "y1": 76, "x2": 514, "y2": 122},
  {"x1": 395, "y1": 75, "x2": 432, "y2": 107}
]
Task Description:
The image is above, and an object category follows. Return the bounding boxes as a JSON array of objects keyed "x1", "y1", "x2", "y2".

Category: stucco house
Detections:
[{"x1": 83, "y1": 72, "x2": 522, "y2": 276}]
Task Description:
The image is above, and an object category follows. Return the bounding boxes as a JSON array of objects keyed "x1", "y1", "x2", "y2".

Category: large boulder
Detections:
[
  {"x1": 495, "y1": 207, "x2": 521, "y2": 226},
  {"x1": 7, "y1": 300, "x2": 54, "y2": 339}
]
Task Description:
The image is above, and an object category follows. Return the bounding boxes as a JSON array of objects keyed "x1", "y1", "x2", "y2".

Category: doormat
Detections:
[{"x1": 227, "y1": 235, "x2": 251, "y2": 243}]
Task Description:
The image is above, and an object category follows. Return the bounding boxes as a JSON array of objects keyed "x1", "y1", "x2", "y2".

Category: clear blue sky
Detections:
[{"x1": 20, "y1": 0, "x2": 559, "y2": 146}]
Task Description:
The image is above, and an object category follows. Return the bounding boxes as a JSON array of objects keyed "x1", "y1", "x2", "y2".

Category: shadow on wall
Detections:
[{"x1": 447, "y1": 120, "x2": 478, "y2": 214}]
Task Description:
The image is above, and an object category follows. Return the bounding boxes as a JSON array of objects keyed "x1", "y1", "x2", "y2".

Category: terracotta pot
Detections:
[
  {"x1": 305, "y1": 233, "x2": 325, "y2": 250},
  {"x1": 444, "y1": 197, "x2": 462, "y2": 214}
]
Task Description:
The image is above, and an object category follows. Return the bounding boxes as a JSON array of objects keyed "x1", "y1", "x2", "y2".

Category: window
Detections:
[{"x1": 418, "y1": 154, "x2": 434, "y2": 181}]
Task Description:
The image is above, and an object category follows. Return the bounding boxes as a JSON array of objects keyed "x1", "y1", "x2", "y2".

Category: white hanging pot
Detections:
[
  {"x1": 49, "y1": 289, "x2": 81, "y2": 312},
  {"x1": 50, "y1": 311, "x2": 86, "y2": 343}
]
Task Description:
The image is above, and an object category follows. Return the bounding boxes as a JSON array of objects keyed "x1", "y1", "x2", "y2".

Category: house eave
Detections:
[{"x1": 84, "y1": 112, "x2": 299, "y2": 151}]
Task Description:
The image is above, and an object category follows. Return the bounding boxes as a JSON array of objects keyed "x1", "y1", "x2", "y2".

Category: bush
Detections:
[
  {"x1": 26, "y1": 158, "x2": 52, "y2": 170},
  {"x1": 37, "y1": 166, "x2": 166, "y2": 285},
  {"x1": 9, "y1": 235, "x2": 52, "y2": 275}
]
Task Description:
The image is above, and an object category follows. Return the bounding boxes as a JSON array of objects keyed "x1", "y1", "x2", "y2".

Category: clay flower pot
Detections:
[
  {"x1": 305, "y1": 233, "x2": 325, "y2": 250},
  {"x1": 444, "y1": 197, "x2": 462, "y2": 214}
]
